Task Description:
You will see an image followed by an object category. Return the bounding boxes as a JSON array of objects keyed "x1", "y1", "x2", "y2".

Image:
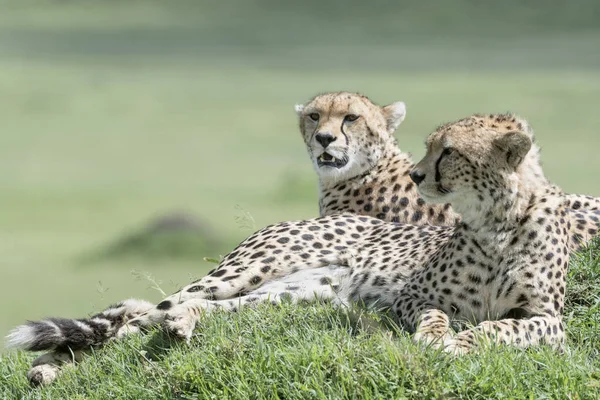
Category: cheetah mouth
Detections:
[
  {"x1": 437, "y1": 184, "x2": 452, "y2": 195},
  {"x1": 417, "y1": 184, "x2": 452, "y2": 203},
  {"x1": 317, "y1": 152, "x2": 348, "y2": 168}
]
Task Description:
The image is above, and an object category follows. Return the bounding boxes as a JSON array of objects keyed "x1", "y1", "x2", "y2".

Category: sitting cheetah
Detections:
[
  {"x1": 10, "y1": 114, "x2": 577, "y2": 385},
  {"x1": 297, "y1": 92, "x2": 600, "y2": 250}
]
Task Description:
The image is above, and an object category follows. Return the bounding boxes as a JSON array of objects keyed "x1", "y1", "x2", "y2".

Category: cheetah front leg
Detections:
[
  {"x1": 394, "y1": 288, "x2": 566, "y2": 355},
  {"x1": 447, "y1": 316, "x2": 565, "y2": 355},
  {"x1": 392, "y1": 293, "x2": 455, "y2": 349}
]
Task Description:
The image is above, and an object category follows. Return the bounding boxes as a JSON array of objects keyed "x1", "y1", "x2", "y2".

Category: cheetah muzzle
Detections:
[{"x1": 317, "y1": 152, "x2": 349, "y2": 168}]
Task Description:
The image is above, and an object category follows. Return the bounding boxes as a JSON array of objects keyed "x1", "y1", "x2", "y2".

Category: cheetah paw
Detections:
[
  {"x1": 443, "y1": 339, "x2": 471, "y2": 356},
  {"x1": 413, "y1": 330, "x2": 453, "y2": 350},
  {"x1": 116, "y1": 323, "x2": 141, "y2": 338},
  {"x1": 163, "y1": 310, "x2": 196, "y2": 342},
  {"x1": 27, "y1": 364, "x2": 60, "y2": 387},
  {"x1": 27, "y1": 352, "x2": 74, "y2": 387}
]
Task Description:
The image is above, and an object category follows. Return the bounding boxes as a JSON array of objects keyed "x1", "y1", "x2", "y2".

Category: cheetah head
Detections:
[
  {"x1": 410, "y1": 113, "x2": 545, "y2": 218},
  {"x1": 295, "y1": 92, "x2": 406, "y2": 184}
]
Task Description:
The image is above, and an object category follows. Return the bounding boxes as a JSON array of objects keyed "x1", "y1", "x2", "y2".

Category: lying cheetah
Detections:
[
  {"x1": 297, "y1": 92, "x2": 600, "y2": 249},
  {"x1": 10, "y1": 114, "x2": 576, "y2": 385}
]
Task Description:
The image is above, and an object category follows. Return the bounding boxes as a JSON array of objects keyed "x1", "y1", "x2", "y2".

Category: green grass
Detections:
[{"x1": 1, "y1": 241, "x2": 599, "y2": 399}]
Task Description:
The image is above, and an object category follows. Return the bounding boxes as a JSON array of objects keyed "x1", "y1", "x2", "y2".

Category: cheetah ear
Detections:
[
  {"x1": 493, "y1": 131, "x2": 532, "y2": 169},
  {"x1": 382, "y1": 101, "x2": 406, "y2": 133},
  {"x1": 294, "y1": 104, "x2": 305, "y2": 117}
]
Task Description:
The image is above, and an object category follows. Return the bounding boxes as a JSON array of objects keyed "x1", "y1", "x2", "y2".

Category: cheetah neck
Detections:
[
  {"x1": 454, "y1": 144, "x2": 552, "y2": 231},
  {"x1": 456, "y1": 171, "x2": 550, "y2": 241}
]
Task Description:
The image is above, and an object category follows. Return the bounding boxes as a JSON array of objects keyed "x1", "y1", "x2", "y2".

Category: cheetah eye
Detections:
[
  {"x1": 344, "y1": 114, "x2": 359, "y2": 122},
  {"x1": 309, "y1": 113, "x2": 320, "y2": 121},
  {"x1": 442, "y1": 148, "x2": 454, "y2": 156}
]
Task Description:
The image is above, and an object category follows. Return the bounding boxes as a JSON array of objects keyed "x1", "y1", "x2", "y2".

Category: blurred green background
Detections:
[{"x1": 1, "y1": 0, "x2": 599, "y2": 340}]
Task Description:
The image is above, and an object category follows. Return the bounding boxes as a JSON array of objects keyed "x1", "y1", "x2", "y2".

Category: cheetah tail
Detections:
[{"x1": 5, "y1": 299, "x2": 154, "y2": 351}]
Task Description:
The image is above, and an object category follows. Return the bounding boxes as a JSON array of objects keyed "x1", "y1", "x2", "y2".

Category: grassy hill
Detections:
[{"x1": 2, "y1": 240, "x2": 599, "y2": 399}]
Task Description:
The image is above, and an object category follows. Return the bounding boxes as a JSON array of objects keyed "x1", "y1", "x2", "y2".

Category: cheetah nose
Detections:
[
  {"x1": 315, "y1": 133, "x2": 337, "y2": 148},
  {"x1": 410, "y1": 170, "x2": 426, "y2": 185}
]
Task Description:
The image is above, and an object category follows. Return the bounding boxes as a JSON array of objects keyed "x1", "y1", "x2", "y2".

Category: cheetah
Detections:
[
  {"x1": 9, "y1": 113, "x2": 577, "y2": 385},
  {"x1": 296, "y1": 91, "x2": 460, "y2": 226},
  {"x1": 297, "y1": 92, "x2": 600, "y2": 250}
]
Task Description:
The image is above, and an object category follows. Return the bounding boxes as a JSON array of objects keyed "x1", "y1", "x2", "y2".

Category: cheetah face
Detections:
[
  {"x1": 410, "y1": 119, "x2": 532, "y2": 209},
  {"x1": 295, "y1": 92, "x2": 406, "y2": 184},
  {"x1": 410, "y1": 143, "x2": 469, "y2": 205}
]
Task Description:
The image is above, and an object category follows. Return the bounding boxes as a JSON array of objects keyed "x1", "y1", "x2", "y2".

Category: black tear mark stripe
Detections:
[
  {"x1": 435, "y1": 152, "x2": 445, "y2": 182},
  {"x1": 340, "y1": 120, "x2": 349, "y2": 145},
  {"x1": 310, "y1": 122, "x2": 319, "y2": 145}
]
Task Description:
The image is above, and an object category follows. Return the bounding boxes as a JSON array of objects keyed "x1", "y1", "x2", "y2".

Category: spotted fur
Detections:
[
  {"x1": 132, "y1": 114, "x2": 575, "y2": 351},
  {"x1": 11, "y1": 114, "x2": 582, "y2": 385}
]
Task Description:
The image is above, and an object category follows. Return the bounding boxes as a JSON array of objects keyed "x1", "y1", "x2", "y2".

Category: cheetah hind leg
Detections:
[
  {"x1": 162, "y1": 266, "x2": 349, "y2": 341},
  {"x1": 26, "y1": 349, "x2": 86, "y2": 387},
  {"x1": 117, "y1": 249, "x2": 358, "y2": 338}
]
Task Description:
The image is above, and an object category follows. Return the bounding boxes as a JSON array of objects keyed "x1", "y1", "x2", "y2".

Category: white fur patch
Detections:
[
  {"x1": 294, "y1": 104, "x2": 305, "y2": 115},
  {"x1": 5, "y1": 324, "x2": 37, "y2": 349},
  {"x1": 73, "y1": 320, "x2": 93, "y2": 333}
]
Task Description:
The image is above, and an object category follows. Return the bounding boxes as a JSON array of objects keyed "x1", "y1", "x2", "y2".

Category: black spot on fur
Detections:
[
  {"x1": 320, "y1": 277, "x2": 333, "y2": 285},
  {"x1": 250, "y1": 276, "x2": 262, "y2": 285},
  {"x1": 211, "y1": 269, "x2": 226, "y2": 277},
  {"x1": 157, "y1": 300, "x2": 172, "y2": 310}
]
